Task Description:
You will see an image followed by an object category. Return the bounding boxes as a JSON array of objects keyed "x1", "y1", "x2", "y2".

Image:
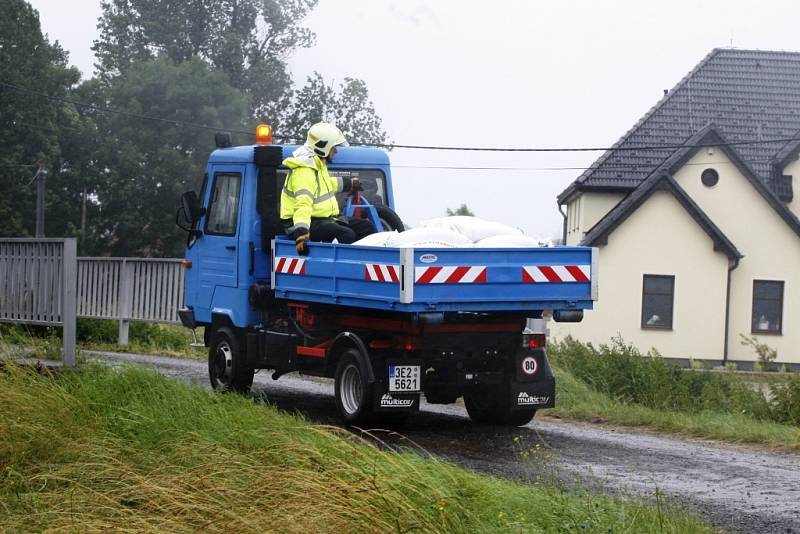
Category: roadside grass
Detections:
[
  {"x1": 548, "y1": 337, "x2": 800, "y2": 450},
  {"x1": 0, "y1": 321, "x2": 205, "y2": 360},
  {"x1": 550, "y1": 367, "x2": 800, "y2": 449},
  {"x1": 0, "y1": 362, "x2": 715, "y2": 533}
]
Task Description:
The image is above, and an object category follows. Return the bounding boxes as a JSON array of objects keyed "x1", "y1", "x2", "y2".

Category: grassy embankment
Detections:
[
  {"x1": 0, "y1": 362, "x2": 715, "y2": 533},
  {"x1": 548, "y1": 337, "x2": 800, "y2": 450},
  {"x1": 4, "y1": 321, "x2": 799, "y2": 449}
]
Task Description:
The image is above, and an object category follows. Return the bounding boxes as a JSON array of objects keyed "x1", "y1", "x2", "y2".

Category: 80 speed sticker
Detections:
[{"x1": 521, "y1": 356, "x2": 539, "y2": 376}]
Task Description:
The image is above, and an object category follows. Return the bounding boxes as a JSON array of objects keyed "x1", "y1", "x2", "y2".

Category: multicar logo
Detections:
[
  {"x1": 517, "y1": 392, "x2": 550, "y2": 406},
  {"x1": 380, "y1": 394, "x2": 414, "y2": 408},
  {"x1": 419, "y1": 254, "x2": 438, "y2": 264}
]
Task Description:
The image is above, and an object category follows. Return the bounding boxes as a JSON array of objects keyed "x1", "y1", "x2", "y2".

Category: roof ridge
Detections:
[{"x1": 712, "y1": 47, "x2": 800, "y2": 56}]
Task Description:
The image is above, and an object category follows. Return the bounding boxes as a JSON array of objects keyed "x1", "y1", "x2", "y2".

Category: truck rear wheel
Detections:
[
  {"x1": 334, "y1": 350, "x2": 375, "y2": 426},
  {"x1": 208, "y1": 326, "x2": 254, "y2": 393},
  {"x1": 464, "y1": 385, "x2": 536, "y2": 427}
]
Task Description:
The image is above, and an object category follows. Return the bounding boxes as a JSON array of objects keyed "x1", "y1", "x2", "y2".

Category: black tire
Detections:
[
  {"x1": 372, "y1": 205, "x2": 405, "y2": 232},
  {"x1": 208, "y1": 326, "x2": 254, "y2": 393},
  {"x1": 334, "y1": 350, "x2": 374, "y2": 426},
  {"x1": 464, "y1": 384, "x2": 536, "y2": 427}
]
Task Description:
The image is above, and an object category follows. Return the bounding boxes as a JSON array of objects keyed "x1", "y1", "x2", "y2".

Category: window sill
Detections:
[
  {"x1": 641, "y1": 325, "x2": 673, "y2": 331},
  {"x1": 751, "y1": 330, "x2": 782, "y2": 336}
]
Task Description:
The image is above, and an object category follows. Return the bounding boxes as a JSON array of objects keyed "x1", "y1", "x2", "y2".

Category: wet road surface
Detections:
[{"x1": 84, "y1": 350, "x2": 800, "y2": 533}]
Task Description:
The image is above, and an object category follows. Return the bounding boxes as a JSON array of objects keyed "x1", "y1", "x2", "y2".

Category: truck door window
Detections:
[{"x1": 206, "y1": 173, "x2": 242, "y2": 236}]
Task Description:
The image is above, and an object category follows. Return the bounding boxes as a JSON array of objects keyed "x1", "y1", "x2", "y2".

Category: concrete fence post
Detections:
[
  {"x1": 62, "y1": 239, "x2": 77, "y2": 367},
  {"x1": 118, "y1": 259, "x2": 132, "y2": 346}
]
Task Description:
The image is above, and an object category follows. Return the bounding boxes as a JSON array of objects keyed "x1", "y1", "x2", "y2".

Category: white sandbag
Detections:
[
  {"x1": 352, "y1": 231, "x2": 398, "y2": 247},
  {"x1": 386, "y1": 227, "x2": 472, "y2": 248},
  {"x1": 474, "y1": 234, "x2": 542, "y2": 248},
  {"x1": 419, "y1": 216, "x2": 523, "y2": 242}
]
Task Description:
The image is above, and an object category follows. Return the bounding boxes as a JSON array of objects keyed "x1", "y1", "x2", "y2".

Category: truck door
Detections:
[{"x1": 196, "y1": 166, "x2": 245, "y2": 311}]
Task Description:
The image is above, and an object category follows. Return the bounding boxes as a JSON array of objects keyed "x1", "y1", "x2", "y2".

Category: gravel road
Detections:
[{"x1": 84, "y1": 350, "x2": 800, "y2": 534}]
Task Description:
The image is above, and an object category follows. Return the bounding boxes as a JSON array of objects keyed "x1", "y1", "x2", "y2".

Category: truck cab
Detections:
[{"x1": 178, "y1": 129, "x2": 595, "y2": 428}]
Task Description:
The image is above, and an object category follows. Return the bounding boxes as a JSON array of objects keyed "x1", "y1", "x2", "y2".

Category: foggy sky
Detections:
[{"x1": 28, "y1": 0, "x2": 800, "y2": 239}]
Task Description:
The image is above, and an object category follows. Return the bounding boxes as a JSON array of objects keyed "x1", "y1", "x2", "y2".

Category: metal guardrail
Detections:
[
  {"x1": 0, "y1": 239, "x2": 185, "y2": 353},
  {"x1": 77, "y1": 258, "x2": 185, "y2": 345},
  {"x1": 0, "y1": 238, "x2": 77, "y2": 365}
]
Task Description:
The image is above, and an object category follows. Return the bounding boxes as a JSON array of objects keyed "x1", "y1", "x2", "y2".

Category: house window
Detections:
[
  {"x1": 752, "y1": 280, "x2": 783, "y2": 334},
  {"x1": 641, "y1": 275, "x2": 674, "y2": 329},
  {"x1": 701, "y1": 168, "x2": 719, "y2": 187},
  {"x1": 205, "y1": 173, "x2": 241, "y2": 236}
]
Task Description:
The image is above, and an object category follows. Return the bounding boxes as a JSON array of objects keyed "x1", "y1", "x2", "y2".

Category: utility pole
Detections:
[{"x1": 34, "y1": 161, "x2": 47, "y2": 238}]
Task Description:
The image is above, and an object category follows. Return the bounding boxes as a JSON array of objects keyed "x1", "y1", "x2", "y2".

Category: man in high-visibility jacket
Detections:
[{"x1": 280, "y1": 122, "x2": 376, "y2": 255}]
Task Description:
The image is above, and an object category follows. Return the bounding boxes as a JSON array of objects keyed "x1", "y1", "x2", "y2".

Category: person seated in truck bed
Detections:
[{"x1": 280, "y1": 122, "x2": 376, "y2": 255}]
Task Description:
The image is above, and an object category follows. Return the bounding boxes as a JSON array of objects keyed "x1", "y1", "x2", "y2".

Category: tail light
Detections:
[{"x1": 522, "y1": 332, "x2": 546, "y2": 350}]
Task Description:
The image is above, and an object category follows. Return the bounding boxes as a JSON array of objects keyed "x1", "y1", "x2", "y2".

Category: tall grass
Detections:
[
  {"x1": 0, "y1": 362, "x2": 714, "y2": 533},
  {"x1": 0, "y1": 320, "x2": 203, "y2": 359},
  {"x1": 549, "y1": 337, "x2": 800, "y2": 448}
]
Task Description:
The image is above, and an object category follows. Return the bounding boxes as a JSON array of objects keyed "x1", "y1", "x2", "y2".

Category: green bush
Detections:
[
  {"x1": 76, "y1": 318, "x2": 118, "y2": 343},
  {"x1": 771, "y1": 375, "x2": 800, "y2": 425},
  {"x1": 549, "y1": 336, "x2": 777, "y2": 423},
  {"x1": 128, "y1": 322, "x2": 188, "y2": 350},
  {"x1": 77, "y1": 319, "x2": 188, "y2": 350}
]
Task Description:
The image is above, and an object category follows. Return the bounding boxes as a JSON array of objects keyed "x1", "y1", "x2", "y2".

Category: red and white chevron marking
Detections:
[
  {"x1": 522, "y1": 265, "x2": 590, "y2": 283},
  {"x1": 365, "y1": 263, "x2": 400, "y2": 283},
  {"x1": 415, "y1": 266, "x2": 487, "y2": 284},
  {"x1": 274, "y1": 257, "x2": 307, "y2": 275}
]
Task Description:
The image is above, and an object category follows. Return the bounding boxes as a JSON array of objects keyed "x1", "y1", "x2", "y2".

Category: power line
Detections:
[
  {"x1": 3, "y1": 81, "x2": 800, "y2": 153},
  {"x1": 393, "y1": 158, "x2": 778, "y2": 172}
]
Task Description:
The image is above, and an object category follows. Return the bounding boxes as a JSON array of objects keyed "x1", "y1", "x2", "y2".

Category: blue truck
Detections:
[{"x1": 176, "y1": 129, "x2": 597, "y2": 427}]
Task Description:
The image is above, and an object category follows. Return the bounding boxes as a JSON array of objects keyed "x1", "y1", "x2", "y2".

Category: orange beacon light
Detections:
[{"x1": 255, "y1": 124, "x2": 272, "y2": 145}]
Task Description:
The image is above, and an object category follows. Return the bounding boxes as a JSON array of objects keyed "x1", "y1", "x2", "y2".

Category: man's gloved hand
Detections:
[
  {"x1": 295, "y1": 232, "x2": 310, "y2": 256},
  {"x1": 351, "y1": 177, "x2": 364, "y2": 193}
]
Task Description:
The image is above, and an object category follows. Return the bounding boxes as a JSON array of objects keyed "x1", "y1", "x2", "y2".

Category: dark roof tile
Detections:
[{"x1": 559, "y1": 49, "x2": 800, "y2": 203}]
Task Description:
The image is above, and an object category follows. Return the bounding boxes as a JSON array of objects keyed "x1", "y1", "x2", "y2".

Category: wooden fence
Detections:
[{"x1": 0, "y1": 238, "x2": 77, "y2": 365}]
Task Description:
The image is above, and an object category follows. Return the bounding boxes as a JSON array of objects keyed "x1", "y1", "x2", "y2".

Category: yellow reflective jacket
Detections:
[{"x1": 280, "y1": 147, "x2": 345, "y2": 235}]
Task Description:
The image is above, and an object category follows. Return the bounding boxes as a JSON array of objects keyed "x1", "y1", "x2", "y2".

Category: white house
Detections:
[{"x1": 553, "y1": 48, "x2": 800, "y2": 368}]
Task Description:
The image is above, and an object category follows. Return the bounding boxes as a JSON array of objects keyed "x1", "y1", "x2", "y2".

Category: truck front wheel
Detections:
[
  {"x1": 208, "y1": 326, "x2": 254, "y2": 393},
  {"x1": 464, "y1": 385, "x2": 536, "y2": 427}
]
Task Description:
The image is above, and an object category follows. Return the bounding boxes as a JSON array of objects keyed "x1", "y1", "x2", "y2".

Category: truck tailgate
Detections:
[{"x1": 271, "y1": 240, "x2": 596, "y2": 312}]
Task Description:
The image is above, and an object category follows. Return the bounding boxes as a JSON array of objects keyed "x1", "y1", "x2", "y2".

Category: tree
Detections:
[
  {"x1": 446, "y1": 204, "x2": 475, "y2": 217},
  {"x1": 88, "y1": 57, "x2": 250, "y2": 256},
  {"x1": 92, "y1": 0, "x2": 388, "y2": 142},
  {"x1": 283, "y1": 72, "x2": 389, "y2": 144},
  {"x1": 0, "y1": 0, "x2": 80, "y2": 237},
  {"x1": 93, "y1": 0, "x2": 316, "y2": 121}
]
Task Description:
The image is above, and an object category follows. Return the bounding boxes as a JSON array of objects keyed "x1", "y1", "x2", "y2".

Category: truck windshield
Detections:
[{"x1": 277, "y1": 168, "x2": 387, "y2": 208}]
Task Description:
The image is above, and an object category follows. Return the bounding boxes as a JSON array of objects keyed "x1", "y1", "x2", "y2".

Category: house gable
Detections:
[
  {"x1": 672, "y1": 145, "x2": 800, "y2": 362},
  {"x1": 581, "y1": 170, "x2": 741, "y2": 260},
  {"x1": 665, "y1": 126, "x2": 800, "y2": 241}
]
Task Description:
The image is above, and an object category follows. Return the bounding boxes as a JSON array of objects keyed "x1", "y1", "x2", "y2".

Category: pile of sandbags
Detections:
[{"x1": 353, "y1": 216, "x2": 543, "y2": 248}]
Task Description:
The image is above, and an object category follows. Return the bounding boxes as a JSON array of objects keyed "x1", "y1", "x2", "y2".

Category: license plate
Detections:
[{"x1": 388, "y1": 365, "x2": 420, "y2": 392}]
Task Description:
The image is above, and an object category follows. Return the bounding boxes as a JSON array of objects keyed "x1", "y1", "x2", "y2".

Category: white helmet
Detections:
[{"x1": 305, "y1": 122, "x2": 348, "y2": 158}]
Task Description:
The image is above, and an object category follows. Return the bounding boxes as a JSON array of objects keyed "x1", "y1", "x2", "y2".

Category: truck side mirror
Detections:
[
  {"x1": 176, "y1": 191, "x2": 206, "y2": 247},
  {"x1": 181, "y1": 191, "x2": 206, "y2": 223}
]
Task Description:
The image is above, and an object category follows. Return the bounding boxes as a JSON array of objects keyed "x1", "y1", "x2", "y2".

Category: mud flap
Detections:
[
  {"x1": 509, "y1": 379, "x2": 556, "y2": 410},
  {"x1": 372, "y1": 390, "x2": 421, "y2": 412},
  {"x1": 510, "y1": 348, "x2": 556, "y2": 410}
]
